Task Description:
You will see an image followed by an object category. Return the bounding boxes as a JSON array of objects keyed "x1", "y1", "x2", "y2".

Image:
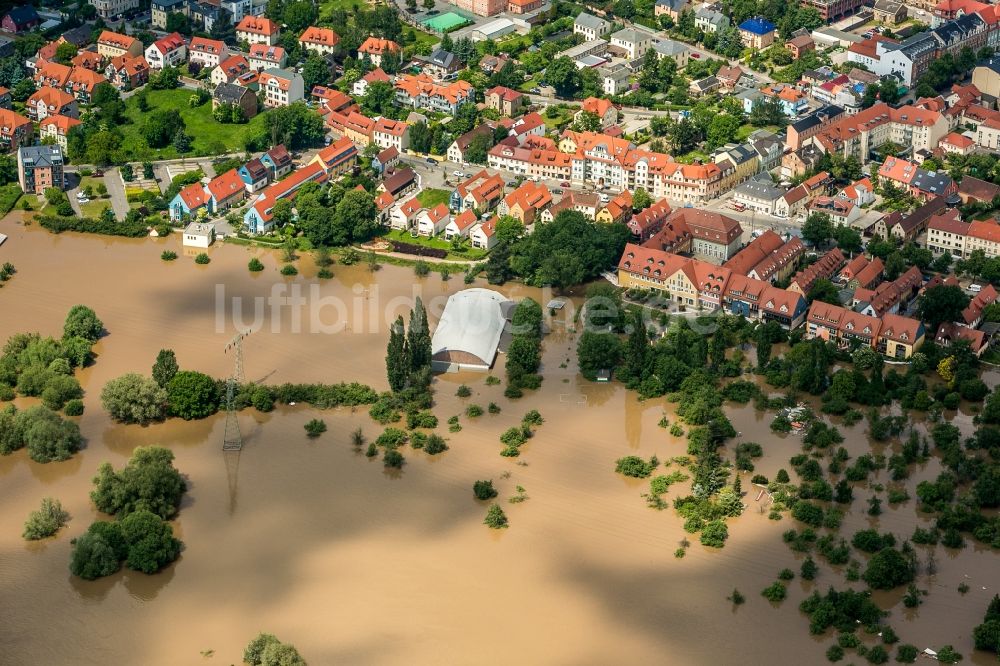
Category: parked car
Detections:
[
  {"x1": 453, "y1": 170, "x2": 463, "y2": 177},
  {"x1": 691, "y1": 53, "x2": 700, "y2": 59},
  {"x1": 426, "y1": 157, "x2": 436, "y2": 164},
  {"x1": 560, "y1": 181, "x2": 570, "y2": 187},
  {"x1": 553, "y1": 188, "x2": 563, "y2": 194}
]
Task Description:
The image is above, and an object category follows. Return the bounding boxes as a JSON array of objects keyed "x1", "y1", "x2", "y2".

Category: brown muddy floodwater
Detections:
[{"x1": 1, "y1": 213, "x2": 999, "y2": 665}]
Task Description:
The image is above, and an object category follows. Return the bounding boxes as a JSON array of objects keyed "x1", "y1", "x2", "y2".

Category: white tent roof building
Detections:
[{"x1": 431, "y1": 288, "x2": 511, "y2": 372}]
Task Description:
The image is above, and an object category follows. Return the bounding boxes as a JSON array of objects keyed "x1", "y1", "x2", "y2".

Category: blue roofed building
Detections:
[{"x1": 738, "y1": 17, "x2": 776, "y2": 49}]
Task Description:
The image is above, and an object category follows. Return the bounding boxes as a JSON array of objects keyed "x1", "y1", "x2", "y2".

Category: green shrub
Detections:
[
  {"x1": 194, "y1": 253, "x2": 210, "y2": 264},
  {"x1": 700, "y1": 520, "x2": 728, "y2": 548},
  {"x1": 615, "y1": 455, "x2": 656, "y2": 478},
  {"x1": 474, "y1": 480, "x2": 498, "y2": 500},
  {"x1": 304, "y1": 419, "x2": 327, "y2": 438},
  {"x1": 280, "y1": 264, "x2": 297, "y2": 276},
  {"x1": 248, "y1": 257, "x2": 264, "y2": 272},
  {"x1": 383, "y1": 449, "x2": 404, "y2": 468},
  {"x1": 23, "y1": 498, "x2": 70, "y2": 540},
  {"x1": 522, "y1": 409, "x2": 544, "y2": 425},
  {"x1": 424, "y1": 434, "x2": 448, "y2": 455},
  {"x1": 488, "y1": 402, "x2": 500, "y2": 414},
  {"x1": 63, "y1": 398, "x2": 84, "y2": 416},
  {"x1": 761, "y1": 582, "x2": 786, "y2": 602},
  {"x1": 484, "y1": 503, "x2": 508, "y2": 529},
  {"x1": 456, "y1": 384, "x2": 472, "y2": 397},
  {"x1": 466, "y1": 404, "x2": 483, "y2": 417}
]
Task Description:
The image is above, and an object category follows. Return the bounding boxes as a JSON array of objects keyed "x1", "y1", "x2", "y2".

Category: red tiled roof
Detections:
[
  {"x1": 237, "y1": 16, "x2": 279, "y2": 36},
  {"x1": 207, "y1": 169, "x2": 245, "y2": 202},
  {"x1": 179, "y1": 182, "x2": 209, "y2": 210}
]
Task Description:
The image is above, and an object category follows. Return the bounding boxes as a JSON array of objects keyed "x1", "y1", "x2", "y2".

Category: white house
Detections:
[
  {"x1": 259, "y1": 68, "x2": 304, "y2": 107},
  {"x1": 445, "y1": 210, "x2": 478, "y2": 240},
  {"x1": 145, "y1": 32, "x2": 186, "y2": 70},
  {"x1": 417, "y1": 203, "x2": 450, "y2": 236},
  {"x1": 573, "y1": 12, "x2": 610, "y2": 40},
  {"x1": 470, "y1": 220, "x2": 496, "y2": 249},
  {"x1": 390, "y1": 197, "x2": 422, "y2": 231},
  {"x1": 609, "y1": 28, "x2": 654, "y2": 59},
  {"x1": 183, "y1": 222, "x2": 215, "y2": 248}
]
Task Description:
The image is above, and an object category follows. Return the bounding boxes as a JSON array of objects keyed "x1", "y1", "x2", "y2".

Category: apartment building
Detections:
[
  {"x1": 617, "y1": 243, "x2": 808, "y2": 327},
  {"x1": 247, "y1": 44, "x2": 287, "y2": 71},
  {"x1": 237, "y1": 16, "x2": 280, "y2": 46},
  {"x1": 877, "y1": 157, "x2": 956, "y2": 201},
  {"x1": 847, "y1": 12, "x2": 990, "y2": 87},
  {"x1": 188, "y1": 37, "x2": 229, "y2": 69},
  {"x1": 244, "y1": 162, "x2": 328, "y2": 233},
  {"x1": 809, "y1": 102, "x2": 949, "y2": 163},
  {"x1": 18, "y1": 145, "x2": 65, "y2": 194},
  {"x1": 448, "y1": 0, "x2": 504, "y2": 17},
  {"x1": 90, "y1": 0, "x2": 141, "y2": 20},
  {"x1": 788, "y1": 247, "x2": 845, "y2": 297},
  {"x1": 357, "y1": 37, "x2": 400, "y2": 67},
  {"x1": 211, "y1": 55, "x2": 252, "y2": 86},
  {"x1": 450, "y1": 170, "x2": 505, "y2": 212},
  {"x1": 259, "y1": 69, "x2": 304, "y2": 108},
  {"x1": 573, "y1": 12, "x2": 611, "y2": 40},
  {"x1": 299, "y1": 26, "x2": 340, "y2": 56},
  {"x1": 723, "y1": 231, "x2": 804, "y2": 283},
  {"x1": 0, "y1": 108, "x2": 32, "y2": 151},
  {"x1": 151, "y1": 0, "x2": 186, "y2": 29},
  {"x1": 26, "y1": 87, "x2": 78, "y2": 122},
  {"x1": 804, "y1": 302, "x2": 924, "y2": 358},
  {"x1": 145, "y1": 32, "x2": 187, "y2": 70},
  {"x1": 609, "y1": 28, "x2": 654, "y2": 59},
  {"x1": 372, "y1": 118, "x2": 410, "y2": 152},
  {"x1": 394, "y1": 74, "x2": 475, "y2": 116},
  {"x1": 38, "y1": 114, "x2": 81, "y2": 150},
  {"x1": 485, "y1": 86, "x2": 524, "y2": 117},
  {"x1": 104, "y1": 55, "x2": 150, "y2": 91},
  {"x1": 95, "y1": 30, "x2": 142, "y2": 60}
]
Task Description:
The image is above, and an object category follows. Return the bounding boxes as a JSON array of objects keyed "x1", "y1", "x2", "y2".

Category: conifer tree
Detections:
[
  {"x1": 386, "y1": 316, "x2": 408, "y2": 392},
  {"x1": 407, "y1": 297, "x2": 432, "y2": 374}
]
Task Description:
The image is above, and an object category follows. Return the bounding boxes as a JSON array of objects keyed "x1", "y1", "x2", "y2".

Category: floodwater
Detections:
[{"x1": 1, "y1": 213, "x2": 998, "y2": 665}]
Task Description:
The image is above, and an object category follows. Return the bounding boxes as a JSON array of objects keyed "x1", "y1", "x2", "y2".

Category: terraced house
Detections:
[{"x1": 804, "y1": 302, "x2": 924, "y2": 358}]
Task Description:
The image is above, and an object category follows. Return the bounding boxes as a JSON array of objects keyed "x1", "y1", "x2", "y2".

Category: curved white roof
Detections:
[{"x1": 431, "y1": 288, "x2": 510, "y2": 365}]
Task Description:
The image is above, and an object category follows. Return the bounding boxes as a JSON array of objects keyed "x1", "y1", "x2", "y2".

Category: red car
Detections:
[
  {"x1": 560, "y1": 181, "x2": 570, "y2": 187},
  {"x1": 691, "y1": 53, "x2": 700, "y2": 59}
]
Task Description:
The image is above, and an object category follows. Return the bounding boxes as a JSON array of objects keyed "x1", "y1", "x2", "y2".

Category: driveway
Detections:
[{"x1": 102, "y1": 168, "x2": 130, "y2": 219}]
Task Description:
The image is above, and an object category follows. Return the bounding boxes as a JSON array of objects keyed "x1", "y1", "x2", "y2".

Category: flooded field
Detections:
[{"x1": 1, "y1": 214, "x2": 998, "y2": 665}]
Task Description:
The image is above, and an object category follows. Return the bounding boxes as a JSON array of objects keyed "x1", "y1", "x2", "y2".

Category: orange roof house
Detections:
[{"x1": 207, "y1": 169, "x2": 247, "y2": 210}]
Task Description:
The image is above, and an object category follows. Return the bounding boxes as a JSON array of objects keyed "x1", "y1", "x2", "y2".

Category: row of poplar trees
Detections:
[{"x1": 386, "y1": 297, "x2": 432, "y2": 393}]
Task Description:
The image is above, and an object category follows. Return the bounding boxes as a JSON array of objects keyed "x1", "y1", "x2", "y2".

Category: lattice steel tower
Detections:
[{"x1": 223, "y1": 330, "x2": 250, "y2": 451}]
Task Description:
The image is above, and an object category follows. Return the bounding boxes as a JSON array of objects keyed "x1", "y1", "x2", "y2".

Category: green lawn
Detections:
[
  {"x1": 417, "y1": 188, "x2": 451, "y2": 208},
  {"x1": 383, "y1": 228, "x2": 487, "y2": 260},
  {"x1": 121, "y1": 89, "x2": 269, "y2": 160}
]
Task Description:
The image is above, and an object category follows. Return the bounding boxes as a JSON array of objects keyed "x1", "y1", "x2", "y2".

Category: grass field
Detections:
[
  {"x1": 384, "y1": 229, "x2": 487, "y2": 260},
  {"x1": 121, "y1": 89, "x2": 269, "y2": 160},
  {"x1": 0, "y1": 183, "x2": 23, "y2": 215},
  {"x1": 417, "y1": 188, "x2": 451, "y2": 209}
]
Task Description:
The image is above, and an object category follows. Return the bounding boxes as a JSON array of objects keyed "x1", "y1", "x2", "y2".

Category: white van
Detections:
[{"x1": 970, "y1": 283, "x2": 983, "y2": 294}]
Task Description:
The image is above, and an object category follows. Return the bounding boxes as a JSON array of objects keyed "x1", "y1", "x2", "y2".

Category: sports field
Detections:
[{"x1": 422, "y1": 11, "x2": 469, "y2": 31}]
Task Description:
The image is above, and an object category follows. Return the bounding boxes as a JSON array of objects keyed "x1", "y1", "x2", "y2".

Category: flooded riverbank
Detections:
[{"x1": 1, "y1": 214, "x2": 998, "y2": 664}]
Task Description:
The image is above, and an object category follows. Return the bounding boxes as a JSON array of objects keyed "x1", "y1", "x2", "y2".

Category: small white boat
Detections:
[{"x1": 0, "y1": 233, "x2": 7, "y2": 246}]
